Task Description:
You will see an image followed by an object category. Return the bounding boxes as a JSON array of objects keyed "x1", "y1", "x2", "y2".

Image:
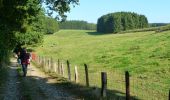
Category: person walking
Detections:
[{"x1": 19, "y1": 48, "x2": 30, "y2": 77}]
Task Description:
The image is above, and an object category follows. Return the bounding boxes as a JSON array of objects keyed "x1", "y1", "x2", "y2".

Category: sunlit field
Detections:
[{"x1": 33, "y1": 30, "x2": 170, "y2": 99}]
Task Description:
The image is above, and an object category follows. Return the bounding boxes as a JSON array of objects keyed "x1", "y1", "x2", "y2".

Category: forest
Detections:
[{"x1": 59, "y1": 20, "x2": 96, "y2": 30}]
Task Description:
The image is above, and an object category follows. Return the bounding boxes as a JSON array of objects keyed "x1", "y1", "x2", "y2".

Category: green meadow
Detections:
[{"x1": 33, "y1": 30, "x2": 170, "y2": 99}]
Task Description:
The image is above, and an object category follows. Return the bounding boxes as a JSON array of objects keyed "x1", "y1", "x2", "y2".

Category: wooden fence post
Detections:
[
  {"x1": 44, "y1": 57, "x2": 47, "y2": 72},
  {"x1": 61, "y1": 62, "x2": 64, "y2": 76},
  {"x1": 67, "y1": 60, "x2": 71, "y2": 81},
  {"x1": 40, "y1": 56, "x2": 42, "y2": 64},
  {"x1": 40, "y1": 56, "x2": 43, "y2": 66},
  {"x1": 43, "y1": 56, "x2": 46, "y2": 70},
  {"x1": 62, "y1": 63, "x2": 65, "y2": 76},
  {"x1": 60, "y1": 62, "x2": 62, "y2": 74},
  {"x1": 41, "y1": 56, "x2": 43, "y2": 67},
  {"x1": 101, "y1": 72, "x2": 107, "y2": 98},
  {"x1": 169, "y1": 89, "x2": 170, "y2": 100},
  {"x1": 45, "y1": 57, "x2": 48, "y2": 72},
  {"x1": 39, "y1": 56, "x2": 41, "y2": 64},
  {"x1": 54, "y1": 62, "x2": 57, "y2": 73},
  {"x1": 48, "y1": 58, "x2": 50, "y2": 72},
  {"x1": 125, "y1": 71, "x2": 130, "y2": 100},
  {"x1": 50, "y1": 57, "x2": 53, "y2": 72},
  {"x1": 74, "y1": 66, "x2": 78, "y2": 83},
  {"x1": 84, "y1": 64, "x2": 89, "y2": 87},
  {"x1": 38, "y1": 55, "x2": 40, "y2": 64},
  {"x1": 58, "y1": 59, "x2": 60, "y2": 74}
]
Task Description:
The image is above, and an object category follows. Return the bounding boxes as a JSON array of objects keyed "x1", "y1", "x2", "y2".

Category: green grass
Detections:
[{"x1": 32, "y1": 30, "x2": 170, "y2": 99}]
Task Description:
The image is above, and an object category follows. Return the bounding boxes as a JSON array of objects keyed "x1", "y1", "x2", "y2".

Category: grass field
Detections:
[{"x1": 33, "y1": 30, "x2": 170, "y2": 99}]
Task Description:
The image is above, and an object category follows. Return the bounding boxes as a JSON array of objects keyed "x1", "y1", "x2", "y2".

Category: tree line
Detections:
[
  {"x1": 97, "y1": 12, "x2": 149, "y2": 33},
  {"x1": 149, "y1": 23, "x2": 169, "y2": 27},
  {"x1": 59, "y1": 20, "x2": 96, "y2": 30},
  {"x1": 0, "y1": 0, "x2": 79, "y2": 67}
]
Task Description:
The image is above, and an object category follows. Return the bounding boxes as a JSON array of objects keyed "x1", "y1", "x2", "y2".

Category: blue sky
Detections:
[{"x1": 66, "y1": 0, "x2": 170, "y2": 23}]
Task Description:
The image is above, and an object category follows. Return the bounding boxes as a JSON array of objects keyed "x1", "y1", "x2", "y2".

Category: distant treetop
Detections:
[{"x1": 97, "y1": 12, "x2": 149, "y2": 33}]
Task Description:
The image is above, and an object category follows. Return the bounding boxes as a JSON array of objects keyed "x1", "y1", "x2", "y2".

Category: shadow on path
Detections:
[{"x1": 0, "y1": 60, "x2": 21, "y2": 100}]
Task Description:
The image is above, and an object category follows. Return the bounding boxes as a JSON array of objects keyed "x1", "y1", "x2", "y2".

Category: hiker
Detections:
[{"x1": 19, "y1": 48, "x2": 31, "y2": 77}]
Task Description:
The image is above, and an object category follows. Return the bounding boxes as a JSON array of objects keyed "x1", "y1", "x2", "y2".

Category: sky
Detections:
[{"x1": 65, "y1": 0, "x2": 170, "y2": 24}]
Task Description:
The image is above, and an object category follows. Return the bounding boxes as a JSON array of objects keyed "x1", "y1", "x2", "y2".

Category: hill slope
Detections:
[
  {"x1": 33, "y1": 30, "x2": 170, "y2": 99},
  {"x1": 35, "y1": 30, "x2": 169, "y2": 73}
]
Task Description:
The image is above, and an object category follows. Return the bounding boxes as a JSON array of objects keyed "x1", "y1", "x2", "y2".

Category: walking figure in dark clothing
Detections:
[{"x1": 19, "y1": 48, "x2": 30, "y2": 77}]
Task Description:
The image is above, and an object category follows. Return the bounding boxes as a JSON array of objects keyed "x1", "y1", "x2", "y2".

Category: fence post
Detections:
[
  {"x1": 38, "y1": 55, "x2": 40, "y2": 64},
  {"x1": 62, "y1": 62, "x2": 65, "y2": 76},
  {"x1": 60, "y1": 61, "x2": 62, "y2": 74},
  {"x1": 41, "y1": 56, "x2": 43, "y2": 67},
  {"x1": 39, "y1": 55, "x2": 41, "y2": 64},
  {"x1": 45, "y1": 57, "x2": 48, "y2": 72},
  {"x1": 61, "y1": 62, "x2": 64, "y2": 76},
  {"x1": 43, "y1": 57, "x2": 46, "y2": 71},
  {"x1": 51, "y1": 57, "x2": 53, "y2": 72},
  {"x1": 58, "y1": 59, "x2": 60, "y2": 74},
  {"x1": 169, "y1": 90, "x2": 170, "y2": 100},
  {"x1": 48, "y1": 58, "x2": 50, "y2": 72},
  {"x1": 44, "y1": 57, "x2": 47, "y2": 72},
  {"x1": 101, "y1": 72, "x2": 107, "y2": 98},
  {"x1": 40, "y1": 56, "x2": 42, "y2": 64},
  {"x1": 84, "y1": 64, "x2": 89, "y2": 87},
  {"x1": 67, "y1": 60, "x2": 71, "y2": 81},
  {"x1": 75, "y1": 66, "x2": 78, "y2": 83},
  {"x1": 41, "y1": 56, "x2": 43, "y2": 65},
  {"x1": 55, "y1": 62, "x2": 57, "y2": 73},
  {"x1": 125, "y1": 71, "x2": 130, "y2": 100}
]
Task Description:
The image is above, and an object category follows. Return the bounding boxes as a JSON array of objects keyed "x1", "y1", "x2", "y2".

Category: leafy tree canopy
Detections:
[{"x1": 0, "y1": 0, "x2": 79, "y2": 66}]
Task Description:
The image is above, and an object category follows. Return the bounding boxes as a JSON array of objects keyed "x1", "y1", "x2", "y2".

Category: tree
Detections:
[
  {"x1": 0, "y1": 0, "x2": 79, "y2": 67},
  {"x1": 43, "y1": 0, "x2": 79, "y2": 21},
  {"x1": 44, "y1": 17, "x2": 59, "y2": 34}
]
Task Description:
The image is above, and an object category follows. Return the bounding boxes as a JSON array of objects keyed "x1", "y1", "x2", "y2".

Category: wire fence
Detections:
[{"x1": 31, "y1": 52, "x2": 169, "y2": 100}]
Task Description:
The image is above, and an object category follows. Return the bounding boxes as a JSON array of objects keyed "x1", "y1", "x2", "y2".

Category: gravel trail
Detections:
[
  {"x1": 1, "y1": 59, "x2": 82, "y2": 100},
  {"x1": 23, "y1": 63, "x2": 82, "y2": 100},
  {"x1": 2, "y1": 59, "x2": 21, "y2": 100}
]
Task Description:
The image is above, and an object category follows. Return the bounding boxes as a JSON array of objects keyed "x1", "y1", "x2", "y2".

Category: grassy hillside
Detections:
[{"x1": 33, "y1": 30, "x2": 170, "y2": 99}]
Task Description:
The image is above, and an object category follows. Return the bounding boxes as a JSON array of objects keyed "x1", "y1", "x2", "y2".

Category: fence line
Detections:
[{"x1": 31, "y1": 53, "x2": 169, "y2": 100}]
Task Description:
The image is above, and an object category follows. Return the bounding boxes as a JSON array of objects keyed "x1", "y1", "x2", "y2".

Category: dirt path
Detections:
[
  {"x1": 21, "y1": 62, "x2": 82, "y2": 100},
  {"x1": 1, "y1": 59, "x2": 82, "y2": 100},
  {"x1": 2, "y1": 59, "x2": 21, "y2": 100}
]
